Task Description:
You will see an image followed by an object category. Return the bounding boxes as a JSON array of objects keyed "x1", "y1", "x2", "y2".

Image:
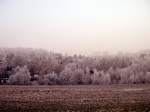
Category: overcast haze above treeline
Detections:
[{"x1": 0, "y1": 0, "x2": 150, "y2": 55}]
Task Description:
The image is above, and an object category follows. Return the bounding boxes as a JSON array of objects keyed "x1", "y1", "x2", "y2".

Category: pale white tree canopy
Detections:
[{"x1": 0, "y1": 0, "x2": 150, "y2": 55}]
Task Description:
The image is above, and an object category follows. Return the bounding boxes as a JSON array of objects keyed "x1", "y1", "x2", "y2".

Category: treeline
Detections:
[{"x1": 0, "y1": 48, "x2": 150, "y2": 85}]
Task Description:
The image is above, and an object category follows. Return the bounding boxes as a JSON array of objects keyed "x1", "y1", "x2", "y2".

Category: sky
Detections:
[{"x1": 0, "y1": 0, "x2": 150, "y2": 55}]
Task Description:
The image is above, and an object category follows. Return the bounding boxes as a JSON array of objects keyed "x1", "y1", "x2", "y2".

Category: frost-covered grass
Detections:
[{"x1": 0, "y1": 84, "x2": 150, "y2": 112}]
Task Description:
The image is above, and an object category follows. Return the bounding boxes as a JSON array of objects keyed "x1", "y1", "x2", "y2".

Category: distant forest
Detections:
[{"x1": 0, "y1": 48, "x2": 150, "y2": 85}]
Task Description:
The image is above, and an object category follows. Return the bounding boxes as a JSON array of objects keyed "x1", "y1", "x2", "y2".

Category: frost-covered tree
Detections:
[
  {"x1": 9, "y1": 66, "x2": 31, "y2": 85},
  {"x1": 69, "y1": 68, "x2": 83, "y2": 85},
  {"x1": 100, "y1": 71, "x2": 111, "y2": 84},
  {"x1": 145, "y1": 72, "x2": 150, "y2": 83},
  {"x1": 91, "y1": 69, "x2": 100, "y2": 84},
  {"x1": 40, "y1": 72, "x2": 58, "y2": 85},
  {"x1": 82, "y1": 67, "x2": 92, "y2": 84},
  {"x1": 0, "y1": 47, "x2": 150, "y2": 85},
  {"x1": 108, "y1": 67, "x2": 120, "y2": 84},
  {"x1": 59, "y1": 67, "x2": 72, "y2": 84},
  {"x1": 59, "y1": 62, "x2": 82, "y2": 84}
]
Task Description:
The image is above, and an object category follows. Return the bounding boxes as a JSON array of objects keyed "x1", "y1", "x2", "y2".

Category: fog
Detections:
[{"x1": 0, "y1": 0, "x2": 150, "y2": 55}]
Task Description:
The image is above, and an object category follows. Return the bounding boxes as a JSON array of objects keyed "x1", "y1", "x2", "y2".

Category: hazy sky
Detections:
[{"x1": 0, "y1": 0, "x2": 150, "y2": 55}]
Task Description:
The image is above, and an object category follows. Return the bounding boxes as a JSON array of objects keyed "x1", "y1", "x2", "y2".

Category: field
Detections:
[{"x1": 0, "y1": 85, "x2": 150, "y2": 112}]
